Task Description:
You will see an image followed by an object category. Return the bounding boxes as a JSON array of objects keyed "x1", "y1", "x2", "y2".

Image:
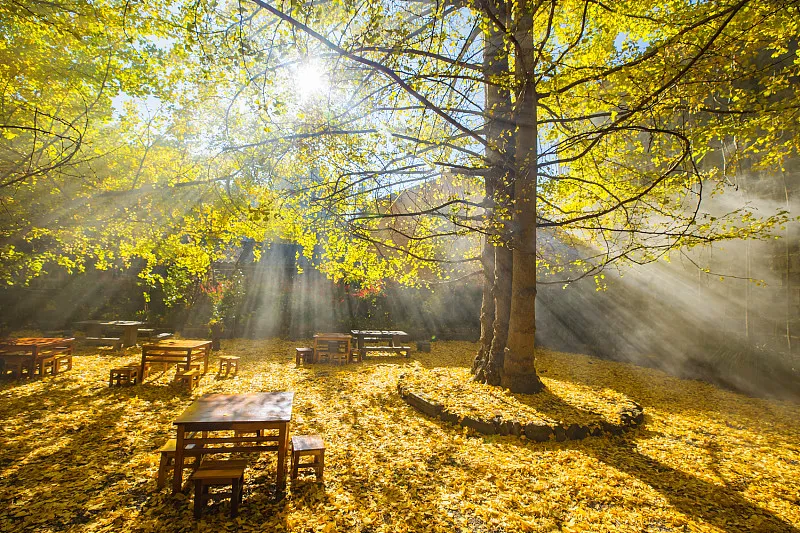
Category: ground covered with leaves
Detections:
[{"x1": 1, "y1": 340, "x2": 798, "y2": 533}]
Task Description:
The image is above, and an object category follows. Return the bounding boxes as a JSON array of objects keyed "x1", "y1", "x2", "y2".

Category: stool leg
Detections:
[
  {"x1": 218, "y1": 359, "x2": 224, "y2": 375},
  {"x1": 291, "y1": 452, "x2": 298, "y2": 480},
  {"x1": 231, "y1": 478, "x2": 241, "y2": 517},
  {"x1": 157, "y1": 453, "x2": 170, "y2": 489},
  {"x1": 193, "y1": 480, "x2": 203, "y2": 518},
  {"x1": 317, "y1": 450, "x2": 325, "y2": 481}
]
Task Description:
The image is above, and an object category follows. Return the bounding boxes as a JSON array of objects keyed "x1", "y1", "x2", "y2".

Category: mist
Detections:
[{"x1": 536, "y1": 170, "x2": 799, "y2": 401}]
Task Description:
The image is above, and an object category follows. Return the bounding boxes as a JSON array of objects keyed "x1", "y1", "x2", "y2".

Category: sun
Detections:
[{"x1": 294, "y1": 61, "x2": 329, "y2": 102}]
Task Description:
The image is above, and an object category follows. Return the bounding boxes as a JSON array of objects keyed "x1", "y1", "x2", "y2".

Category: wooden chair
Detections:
[
  {"x1": 218, "y1": 355, "x2": 240, "y2": 376},
  {"x1": 291, "y1": 435, "x2": 325, "y2": 481},
  {"x1": 192, "y1": 459, "x2": 247, "y2": 518},
  {"x1": 156, "y1": 438, "x2": 200, "y2": 489}
]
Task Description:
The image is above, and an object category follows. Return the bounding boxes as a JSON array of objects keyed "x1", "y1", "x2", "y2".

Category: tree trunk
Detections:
[
  {"x1": 487, "y1": 242, "x2": 512, "y2": 385},
  {"x1": 501, "y1": 5, "x2": 543, "y2": 394},
  {"x1": 473, "y1": 232, "x2": 496, "y2": 377},
  {"x1": 473, "y1": 0, "x2": 513, "y2": 385}
]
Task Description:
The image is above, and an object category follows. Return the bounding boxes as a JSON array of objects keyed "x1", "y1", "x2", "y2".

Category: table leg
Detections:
[
  {"x1": 277, "y1": 422, "x2": 289, "y2": 493},
  {"x1": 140, "y1": 350, "x2": 148, "y2": 384},
  {"x1": 31, "y1": 347, "x2": 39, "y2": 378},
  {"x1": 358, "y1": 336, "x2": 365, "y2": 360},
  {"x1": 173, "y1": 425, "x2": 185, "y2": 494},
  {"x1": 203, "y1": 346, "x2": 209, "y2": 374},
  {"x1": 26, "y1": 355, "x2": 36, "y2": 378},
  {"x1": 122, "y1": 326, "x2": 138, "y2": 348}
]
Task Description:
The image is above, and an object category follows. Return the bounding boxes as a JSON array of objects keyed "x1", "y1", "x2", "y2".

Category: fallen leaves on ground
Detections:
[
  {"x1": 0, "y1": 339, "x2": 798, "y2": 533},
  {"x1": 399, "y1": 366, "x2": 637, "y2": 426}
]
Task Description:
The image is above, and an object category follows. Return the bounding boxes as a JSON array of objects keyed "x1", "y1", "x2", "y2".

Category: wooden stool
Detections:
[
  {"x1": 174, "y1": 368, "x2": 201, "y2": 391},
  {"x1": 54, "y1": 354, "x2": 73, "y2": 373},
  {"x1": 109, "y1": 365, "x2": 140, "y2": 386},
  {"x1": 291, "y1": 435, "x2": 325, "y2": 481},
  {"x1": 295, "y1": 348, "x2": 313, "y2": 367},
  {"x1": 1, "y1": 356, "x2": 32, "y2": 379},
  {"x1": 38, "y1": 356, "x2": 57, "y2": 377},
  {"x1": 218, "y1": 356, "x2": 240, "y2": 376},
  {"x1": 192, "y1": 459, "x2": 247, "y2": 518},
  {"x1": 156, "y1": 438, "x2": 200, "y2": 489}
]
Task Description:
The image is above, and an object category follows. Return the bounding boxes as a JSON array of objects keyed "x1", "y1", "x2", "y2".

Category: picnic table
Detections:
[
  {"x1": 350, "y1": 330, "x2": 411, "y2": 359},
  {"x1": 171, "y1": 392, "x2": 294, "y2": 494},
  {"x1": 0, "y1": 337, "x2": 75, "y2": 377},
  {"x1": 140, "y1": 339, "x2": 211, "y2": 377},
  {"x1": 75, "y1": 320, "x2": 146, "y2": 348},
  {"x1": 312, "y1": 333, "x2": 352, "y2": 364}
]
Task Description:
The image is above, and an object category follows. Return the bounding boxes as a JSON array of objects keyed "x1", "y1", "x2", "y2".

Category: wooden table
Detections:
[
  {"x1": 75, "y1": 320, "x2": 146, "y2": 347},
  {"x1": 350, "y1": 330, "x2": 411, "y2": 359},
  {"x1": 140, "y1": 339, "x2": 211, "y2": 377},
  {"x1": 172, "y1": 392, "x2": 294, "y2": 494},
  {"x1": 313, "y1": 333, "x2": 352, "y2": 363},
  {"x1": 0, "y1": 337, "x2": 75, "y2": 377}
]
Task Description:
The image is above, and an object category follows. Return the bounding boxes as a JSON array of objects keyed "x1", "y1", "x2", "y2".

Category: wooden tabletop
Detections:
[
  {"x1": 313, "y1": 333, "x2": 352, "y2": 339},
  {"x1": 0, "y1": 337, "x2": 75, "y2": 348},
  {"x1": 75, "y1": 320, "x2": 145, "y2": 326},
  {"x1": 142, "y1": 339, "x2": 211, "y2": 349},
  {"x1": 350, "y1": 330, "x2": 408, "y2": 336},
  {"x1": 174, "y1": 392, "x2": 294, "y2": 425}
]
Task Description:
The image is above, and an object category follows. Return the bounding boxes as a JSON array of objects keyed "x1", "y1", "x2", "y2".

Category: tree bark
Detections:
[
  {"x1": 487, "y1": 240, "x2": 512, "y2": 385},
  {"x1": 473, "y1": 225, "x2": 496, "y2": 377},
  {"x1": 473, "y1": 0, "x2": 513, "y2": 385},
  {"x1": 501, "y1": 5, "x2": 543, "y2": 394}
]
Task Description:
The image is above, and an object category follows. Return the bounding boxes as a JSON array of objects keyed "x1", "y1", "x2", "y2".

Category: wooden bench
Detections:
[
  {"x1": 364, "y1": 345, "x2": 412, "y2": 357},
  {"x1": 139, "y1": 330, "x2": 175, "y2": 341},
  {"x1": 85, "y1": 337, "x2": 123, "y2": 351},
  {"x1": 192, "y1": 459, "x2": 247, "y2": 518},
  {"x1": 291, "y1": 435, "x2": 325, "y2": 481},
  {"x1": 174, "y1": 368, "x2": 201, "y2": 391}
]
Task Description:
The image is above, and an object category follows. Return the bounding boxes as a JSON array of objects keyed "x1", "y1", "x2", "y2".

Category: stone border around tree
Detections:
[{"x1": 397, "y1": 375, "x2": 644, "y2": 442}]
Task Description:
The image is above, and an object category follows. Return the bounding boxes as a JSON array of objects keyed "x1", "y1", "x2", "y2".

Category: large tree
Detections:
[
  {"x1": 208, "y1": 0, "x2": 797, "y2": 392},
  {"x1": 2, "y1": 0, "x2": 797, "y2": 391}
]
